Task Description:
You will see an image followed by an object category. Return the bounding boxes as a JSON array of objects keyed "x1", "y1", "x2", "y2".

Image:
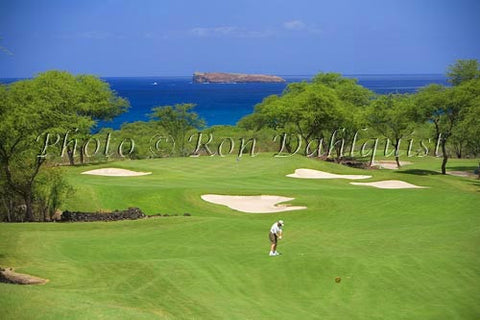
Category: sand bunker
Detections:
[
  {"x1": 81, "y1": 168, "x2": 151, "y2": 177},
  {"x1": 374, "y1": 161, "x2": 413, "y2": 170},
  {"x1": 201, "y1": 194, "x2": 307, "y2": 213},
  {"x1": 350, "y1": 180, "x2": 426, "y2": 189},
  {"x1": 287, "y1": 168, "x2": 371, "y2": 180}
]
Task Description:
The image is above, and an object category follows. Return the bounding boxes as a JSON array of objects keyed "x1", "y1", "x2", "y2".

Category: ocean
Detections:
[{"x1": 1, "y1": 74, "x2": 448, "y2": 129}]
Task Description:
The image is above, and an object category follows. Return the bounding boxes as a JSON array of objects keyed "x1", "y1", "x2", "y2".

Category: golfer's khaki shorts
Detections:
[{"x1": 269, "y1": 232, "x2": 277, "y2": 244}]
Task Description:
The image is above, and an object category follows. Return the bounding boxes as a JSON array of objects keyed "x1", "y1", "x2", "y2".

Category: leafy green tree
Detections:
[
  {"x1": 150, "y1": 103, "x2": 205, "y2": 156},
  {"x1": 415, "y1": 85, "x2": 452, "y2": 174},
  {"x1": 450, "y1": 120, "x2": 470, "y2": 158},
  {"x1": 34, "y1": 72, "x2": 130, "y2": 165},
  {"x1": 450, "y1": 79, "x2": 480, "y2": 158},
  {"x1": 238, "y1": 73, "x2": 373, "y2": 158},
  {"x1": 0, "y1": 78, "x2": 62, "y2": 221},
  {"x1": 461, "y1": 105, "x2": 480, "y2": 158},
  {"x1": 35, "y1": 168, "x2": 73, "y2": 221},
  {"x1": 313, "y1": 73, "x2": 373, "y2": 108},
  {"x1": 447, "y1": 59, "x2": 480, "y2": 86},
  {"x1": 416, "y1": 80, "x2": 478, "y2": 174},
  {"x1": 0, "y1": 71, "x2": 129, "y2": 221},
  {"x1": 312, "y1": 73, "x2": 373, "y2": 158},
  {"x1": 105, "y1": 121, "x2": 170, "y2": 159},
  {"x1": 366, "y1": 94, "x2": 417, "y2": 167},
  {"x1": 237, "y1": 95, "x2": 280, "y2": 131},
  {"x1": 264, "y1": 82, "x2": 346, "y2": 144}
]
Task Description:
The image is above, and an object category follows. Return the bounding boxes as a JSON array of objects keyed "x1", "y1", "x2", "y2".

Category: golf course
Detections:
[{"x1": 1, "y1": 154, "x2": 479, "y2": 319}]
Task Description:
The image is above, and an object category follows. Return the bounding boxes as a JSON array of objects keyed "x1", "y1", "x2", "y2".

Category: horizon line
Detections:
[{"x1": 0, "y1": 72, "x2": 447, "y2": 80}]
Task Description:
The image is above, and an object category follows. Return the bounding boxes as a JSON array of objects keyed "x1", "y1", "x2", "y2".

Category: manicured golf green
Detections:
[{"x1": 1, "y1": 154, "x2": 479, "y2": 319}]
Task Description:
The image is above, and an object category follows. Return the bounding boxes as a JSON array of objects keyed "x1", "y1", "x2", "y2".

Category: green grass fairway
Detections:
[{"x1": 1, "y1": 155, "x2": 479, "y2": 319}]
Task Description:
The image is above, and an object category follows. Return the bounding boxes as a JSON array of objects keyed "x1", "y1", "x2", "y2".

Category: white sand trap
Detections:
[
  {"x1": 81, "y1": 168, "x2": 152, "y2": 177},
  {"x1": 374, "y1": 161, "x2": 413, "y2": 170},
  {"x1": 287, "y1": 168, "x2": 371, "y2": 180},
  {"x1": 201, "y1": 194, "x2": 307, "y2": 213},
  {"x1": 350, "y1": 180, "x2": 426, "y2": 189}
]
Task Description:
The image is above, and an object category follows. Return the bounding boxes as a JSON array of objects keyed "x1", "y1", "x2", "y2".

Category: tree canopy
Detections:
[
  {"x1": 238, "y1": 73, "x2": 373, "y2": 159},
  {"x1": 366, "y1": 94, "x2": 417, "y2": 167},
  {"x1": 0, "y1": 70, "x2": 129, "y2": 221},
  {"x1": 447, "y1": 59, "x2": 480, "y2": 86},
  {"x1": 149, "y1": 103, "x2": 205, "y2": 156},
  {"x1": 416, "y1": 77, "x2": 480, "y2": 173}
]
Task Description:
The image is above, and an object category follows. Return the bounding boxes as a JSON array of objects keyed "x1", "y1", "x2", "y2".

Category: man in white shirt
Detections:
[{"x1": 269, "y1": 220, "x2": 284, "y2": 256}]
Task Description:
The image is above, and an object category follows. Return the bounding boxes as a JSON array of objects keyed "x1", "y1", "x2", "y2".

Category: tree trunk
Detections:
[
  {"x1": 7, "y1": 198, "x2": 14, "y2": 222},
  {"x1": 66, "y1": 146, "x2": 75, "y2": 166},
  {"x1": 336, "y1": 147, "x2": 342, "y2": 163},
  {"x1": 7, "y1": 206, "x2": 11, "y2": 222},
  {"x1": 285, "y1": 139, "x2": 292, "y2": 154},
  {"x1": 1, "y1": 197, "x2": 13, "y2": 222},
  {"x1": 394, "y1": 141, "x2": 401, "y2": 168},
  {"x1": 1, "y1": 148, "x2": 45, "y2": 222},
  {"x1": 79, "y1": 147, "x2": 85, "y2": 164},
  {"x1": 454, "y1": 142, "x2": 463, "y2": 158},
  {"x1": 395, "y1": 155, "x2": 401, "y2": 168},
  {"x1": 441, "y1": 140, "x2": 448, "y2": 175},
  {"x1": 24, "y1": 193, "x2": 34, "y2": 222},
  {"x1": 42, "y1": 205, "x2": 48, "y2": 222}
]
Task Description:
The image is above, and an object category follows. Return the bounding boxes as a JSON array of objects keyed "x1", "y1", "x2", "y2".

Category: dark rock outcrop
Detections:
[
  {"x1": 0, "y1": 267, "x2": 48, "y2": 285},
  {"x1": 193, "y1": 72, "x2": 286, "y2": 83},
  {"x1": 60, "y1": 207, "x2": 146, "y2": 222}
]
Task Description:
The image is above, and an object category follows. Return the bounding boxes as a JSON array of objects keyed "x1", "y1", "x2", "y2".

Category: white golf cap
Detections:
[{"x1": 279, "y1": 220, "x2": 284, "y2": 226}]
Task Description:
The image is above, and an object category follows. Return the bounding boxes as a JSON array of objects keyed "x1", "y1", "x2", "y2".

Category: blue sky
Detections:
[{"x1": 1, "y1": 0, "x2": 479, "y2": 77}]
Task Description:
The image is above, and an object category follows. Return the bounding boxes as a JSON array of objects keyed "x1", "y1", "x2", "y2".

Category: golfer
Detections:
[{"x1": 269, "y1": 220, "x2": 284, "y2": 256}]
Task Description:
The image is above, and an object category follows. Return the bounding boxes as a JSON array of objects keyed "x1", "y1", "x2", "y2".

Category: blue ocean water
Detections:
[
  {"x1": 102, "y1": 74, "x2": 448, "y2": 129},
  {"x1": 1, "y1": 74, "x2": 448, "y2": 129},
  {"x1": 102, "y1": 76, "x2": 291, "y2": 129}
]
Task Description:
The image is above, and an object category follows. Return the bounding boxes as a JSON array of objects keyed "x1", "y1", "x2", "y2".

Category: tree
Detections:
[
  {"x1": 258, "y1": 82, "x2": 346, "y2": 146},
  {"x1": 447, "y1": 59, "x2": 480, "y2": 86},
  {"x1": 35, "y1": 168, "x2": 73, "y2": 221},
  {"x1": 312, "y1": 73, "x2": 373, "y2": 159},
  {"x1": 460, "y1": 101, "x2": 480, "y2": 157},
  {"x1": 241, "y1": 80, "x2": 336, "y2": 143},
  {"x1": 415, "y1": 81, "x2": 478, "y2": 174},
  {"x1": 237, "y1": 95, "x2": 280, "y2": 131},
  {"x1": 0, "y1": 71, "x2": 129, "y2": 221},
  {"x1": 33, "y1": 72, "x2": 129, "y2": 165},
  {"x1": 450, "y1": 120, "x2": 470, "y2": 158},
  {"x1": 366, "y1": 94, "x2": 417, "y2": 168},
  {"x1": 149, "y1": 104, "x2": 205, "y2": 156},
  {"x1": 451, "y1": 79, "x2": 480, "y2": 158},
  {"x1": 238, "y1": 73, "x2": 373, "y2": 159},
  {"x1": 313, "y1": 73, "x2": 373, "y2": 108}
]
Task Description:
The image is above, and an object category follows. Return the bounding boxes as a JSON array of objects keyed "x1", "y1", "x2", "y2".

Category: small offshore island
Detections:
[{"x1": 193, "y1": 72, "x2": 286, "y2": 83}]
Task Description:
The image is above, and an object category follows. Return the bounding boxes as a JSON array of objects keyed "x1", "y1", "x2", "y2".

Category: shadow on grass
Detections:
[
  {"x1": 397, "y1": 169, "x2": 442, "y2": 176},
  {"x1": 73, "y1": 160, "x2": 112, "y2": 168},
  {"x1": 471, "y1": 181, "x2": 480, "y2": 190},
  {"x1": 54, "y1": 160, "x2": 113, "y2": 168},
  {"x1": 447, "y1": 166, "x2": 478, "y2": 172}
]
